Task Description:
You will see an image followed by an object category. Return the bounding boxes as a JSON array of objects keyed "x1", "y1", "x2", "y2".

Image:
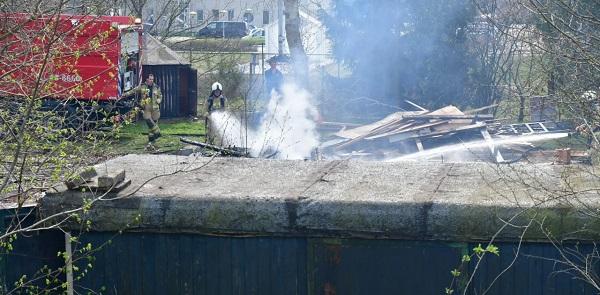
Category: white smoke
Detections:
[
  {"x1": 209, "y1": 110, "x2": 246, "y2": 147},
  {"x1": 209, "y1": 83, "x2": 320, "y2": 160}
]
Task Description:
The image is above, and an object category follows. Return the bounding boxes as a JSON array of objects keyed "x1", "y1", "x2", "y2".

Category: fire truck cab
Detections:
[{"x1": 0, "y1": 14, "x2": 144, "y2": 120}]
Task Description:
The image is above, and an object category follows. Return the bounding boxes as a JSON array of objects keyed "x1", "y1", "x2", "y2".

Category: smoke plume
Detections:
[{"x1": 209, "y1": 83, "x2": 320, "y2": 160}]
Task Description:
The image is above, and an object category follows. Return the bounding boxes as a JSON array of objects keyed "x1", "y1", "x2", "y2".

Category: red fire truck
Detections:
[{"x1": 0, "y1": 14, "x2": 144, "y2": 120}]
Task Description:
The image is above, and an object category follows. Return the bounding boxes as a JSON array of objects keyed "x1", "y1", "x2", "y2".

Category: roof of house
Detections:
[{"x1": 142, "y1": 34, "x2": 190, "y2": 66}]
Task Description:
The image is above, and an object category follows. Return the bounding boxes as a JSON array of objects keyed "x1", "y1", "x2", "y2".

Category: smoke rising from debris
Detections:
[
  {"x1": 321, "y1": 0, "x2": 475, "y2": 118},
  {"x1": 209, "y1": 83, "x2": 320, "y2": 160}
]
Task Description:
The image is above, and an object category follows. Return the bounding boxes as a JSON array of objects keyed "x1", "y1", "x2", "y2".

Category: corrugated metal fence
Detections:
[
  {"x1": 0, "y1": 207, "x2": 63, "y2": 294},
  {"x1": 144, "y1": 65, "x2": 198, "y2": 119},
  {"x1": 1, "y1": 211, "x2": 598, "y2": 294}
]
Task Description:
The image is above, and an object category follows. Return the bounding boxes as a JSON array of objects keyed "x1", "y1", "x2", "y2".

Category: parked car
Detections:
[
  {"x1": 197, "y1": 21, "x2": 249, "y2": 38},
  {"x1": 241, "y1": 28, "x2": 265, "y2": 45},
  {"x1": 249, "y1": 28, "x2": 264, "y2": 37}
]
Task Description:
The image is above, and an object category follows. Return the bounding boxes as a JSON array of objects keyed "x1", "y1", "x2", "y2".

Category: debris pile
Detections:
[
  {"x1": 181, "y1": 100, "x2": 574, "y2": 163},
  {"x1": 65, "y1": 167, "x2": 131, "y2": 192},
  {"x1": 180, "y1": 137, "x2": 249, "y2": 157},
  {"x1": 321, "y1": 103, "x2": 570, "y2": 162}
]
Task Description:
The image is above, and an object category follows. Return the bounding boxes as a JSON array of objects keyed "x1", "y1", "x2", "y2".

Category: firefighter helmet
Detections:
[{"x1": 212, "y1": 82, "x2": 223, "y2": 91}]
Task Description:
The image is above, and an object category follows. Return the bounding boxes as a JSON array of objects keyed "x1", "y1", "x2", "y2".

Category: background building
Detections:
[
  {"x1": 142, "y1": 0, "x2": 278, "y2": 32},
  {"x1": 142, "y1": 0, "x2": 329, "y2": 32}
]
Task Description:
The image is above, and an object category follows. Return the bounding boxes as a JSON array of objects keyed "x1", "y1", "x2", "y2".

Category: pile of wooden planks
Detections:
[{"x1": 330, "y1": 105, "x2": 492, "y2": 152}]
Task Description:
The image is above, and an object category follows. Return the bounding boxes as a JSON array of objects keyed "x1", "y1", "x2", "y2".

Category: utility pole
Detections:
[{"x1": 277, "y1": 0, "x2": 285, "y2": 56}]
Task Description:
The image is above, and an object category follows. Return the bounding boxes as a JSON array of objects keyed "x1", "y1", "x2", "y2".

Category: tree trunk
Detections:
[
  {"x1": 284, "y1": 0, "x2": 308, "y2": 86},
  {"x1": 127, "y1": 0, "x2": 146, "y2": 18},
  {"x1": 518, "y1": 95, "x2": 526, "y2": 122}
]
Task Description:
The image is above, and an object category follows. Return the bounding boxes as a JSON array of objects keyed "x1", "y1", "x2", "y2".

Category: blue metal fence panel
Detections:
[
  {"x1": 76, "y1": 232, "x2": 307, "y2": 295},
  {"x1": 71, "y1": 233, "x2": 598, "y2": 295},
  {"x1": 3, "y1": 224, "x2": 599, "y2": 295},
  {"x1": 308, "y1": 238, "x2": 466, "y2": 294},
  {"x1": 469, "y1": 242, "x2": 598, "y2": 295},
  {"x1": 0, "y1": 207, "x2": 63, "y2": 293}
]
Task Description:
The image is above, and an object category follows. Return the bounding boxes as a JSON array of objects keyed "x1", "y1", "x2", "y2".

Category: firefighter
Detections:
[
  {"x1": 265, "y1": 57, "x2": 283, "y2": 96},
  {"x1": 123, "y1": 74, "x2": 163, "y2": 151},
  {"x1": 207, "y1": 82, "x2": 226, "y2": 113}
]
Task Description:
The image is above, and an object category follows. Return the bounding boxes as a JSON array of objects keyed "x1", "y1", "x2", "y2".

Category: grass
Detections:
[
  {"x1": 537, "y1": 133, "x2": 589, "y2": 151},
  {"x1": 111, "y1": 118, "x2": 206, "y2": 154}
]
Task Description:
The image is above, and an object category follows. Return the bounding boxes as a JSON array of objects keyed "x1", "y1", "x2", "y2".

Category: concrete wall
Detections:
[{"x1": 41, "y1": 155, "x2": 600, "y2": 241}]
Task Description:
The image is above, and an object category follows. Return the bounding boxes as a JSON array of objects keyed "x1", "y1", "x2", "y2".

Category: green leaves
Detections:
[
  {"x1": 485, "y1": 244, "x2": 500, "y2": 256},
  {"x1": 1, "y1": 234, "x2": 18, "y2": 252},
  {"x1": 473, "y1": 243, "x2": 500, "y2": 257},
  {"x1": 447, "y1": 243, "x2": 500, "y2": 293},
  {"x1": 473, "y1": 243, "x2": 485, "y2": 256}
]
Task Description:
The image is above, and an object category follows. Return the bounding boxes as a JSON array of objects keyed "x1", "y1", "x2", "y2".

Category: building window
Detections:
[
  {"x1": 197, "y1": 10, "x2": 204, "y2": 22},
  {"x1": 228, "y1": 9, "x2": 234, "y2": 21},
  {"x1": 212, "y1": 9, "x2": 219, "y2": 20},
  {"x1": 181, "y1": 9, "x2": 188, "y2": 23},
  {"x1": 263, "y1": 10, "x2": 269, "y2": 24}
]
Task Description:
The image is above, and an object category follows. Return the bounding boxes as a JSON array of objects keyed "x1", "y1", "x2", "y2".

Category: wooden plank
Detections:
[
  {"x1": 180, "y1": 137, "x2": 249, "y2": 157},
  {"x1": 426, "y1": 105, "x2": 464, "y2": 116},
  {"x1": 389, "y1": 122, "x2": 486, "y2": 143},
  {"x1": 404, "y1": 100, "x2": 429, "y2": 111},
  {"x1": 334, "y1": 111, "x2": 426, "y2": 139},
  {"x1": 334, "y1": 112, "x2": 406, "y2": 139},
  {"x1": 403, "y1": 114, "x2": 493, "y2": 120},
  {"x1": 417, "y1": 122, "x2": 487, "y2": 139},
  {"x1": 333, "y1": 120, "x2": 408, "y2": 150},
  {"x1": 365, "y1": 122, "x2": 416, "y2": 139},
  {"x1": 369, "y1": 120, "x2": 449, "y2": 140}
]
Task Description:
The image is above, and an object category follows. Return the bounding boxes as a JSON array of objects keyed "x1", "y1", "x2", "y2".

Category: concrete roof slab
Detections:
[{"x1": 40, "y1": 155, "x2": 600, "y2": 241}]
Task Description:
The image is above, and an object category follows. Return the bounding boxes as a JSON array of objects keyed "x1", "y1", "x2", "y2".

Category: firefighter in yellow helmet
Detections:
[{"x1": 123, "y1": 74, "x2": 162, "y2": 151}]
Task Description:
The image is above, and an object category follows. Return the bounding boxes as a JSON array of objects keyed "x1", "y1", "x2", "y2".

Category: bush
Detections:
[{"x1": 167, "y1": 38, "x2": 257, "y2": 52}]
